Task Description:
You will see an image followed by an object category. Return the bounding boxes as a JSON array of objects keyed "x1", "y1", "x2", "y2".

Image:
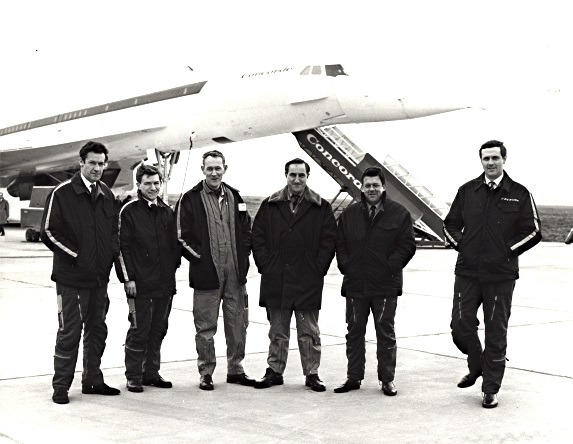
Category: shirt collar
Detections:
[
  {"x1": 287, "y1": 187, "x2": 307, "y2": 201},
  {"x1": 80, "y1": 173, "x2": 96, "y2": 192},
  {"x1": 485, "y1": 172, "x2": 504, "y2": 187},
  {"x1": 203, "y1": 181, "x2": 225, "y2": 197}
]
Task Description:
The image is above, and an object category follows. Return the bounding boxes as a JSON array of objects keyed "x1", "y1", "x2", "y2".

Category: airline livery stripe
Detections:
[
  {"x1": 510, "y1": 193, "x2": 541, "y2": 251},
  {"x1": 176, "y1": 196, "x2": 201, "y2": 259},
  {"x1": 0, "y1": 81, "x2": 207, "y2": 137},
  {"x1": 43, "y1": 180, "x2": 78, "y2": 258}
]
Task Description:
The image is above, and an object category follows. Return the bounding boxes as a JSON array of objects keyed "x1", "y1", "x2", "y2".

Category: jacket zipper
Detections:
[{"x1": 378, "y1": 298, "x2": 387, "y2": 322}]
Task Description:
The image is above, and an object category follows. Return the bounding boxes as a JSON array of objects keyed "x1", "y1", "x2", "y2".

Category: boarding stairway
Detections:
[{"x1": 292, "y1": 126, "x2": 450, "y2": 244}]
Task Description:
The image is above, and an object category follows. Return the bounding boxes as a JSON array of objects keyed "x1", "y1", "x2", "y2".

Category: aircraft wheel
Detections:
[{"x1": 25, "y1": 229, "x2": 39, "y2": 242}]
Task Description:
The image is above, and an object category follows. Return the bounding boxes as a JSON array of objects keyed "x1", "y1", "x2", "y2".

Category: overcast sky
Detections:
[{"x1": 2, "y1": 1, "x2": 571, "y2": 205}]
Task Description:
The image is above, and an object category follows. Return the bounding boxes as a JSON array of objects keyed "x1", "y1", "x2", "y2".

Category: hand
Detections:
[{"x1": 124, "y1": 280, "x2": 137, "y2": 297}]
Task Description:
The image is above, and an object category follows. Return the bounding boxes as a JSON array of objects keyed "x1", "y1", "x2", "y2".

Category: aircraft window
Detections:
[
  {"x1": 312, "y1": 66, "x2": 322, "y2": 75},
  {"x1": 300, "y1": 66, "x2": 311, "y2": 75},
  {"x1": 325, "y1": 64, "x2": 348, "y2": 77}
]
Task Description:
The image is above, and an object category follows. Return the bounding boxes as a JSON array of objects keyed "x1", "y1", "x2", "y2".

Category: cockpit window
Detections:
[
  {"x1": 299, "y1": 64, "x2": 348, "y2": 76},
  {"x1": 325, "y1": 64, "x2": 348, "y2": 77}
]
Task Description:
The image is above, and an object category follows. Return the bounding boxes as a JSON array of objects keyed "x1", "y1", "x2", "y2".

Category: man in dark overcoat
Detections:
[{"x1": 251, "y1": 158, "x2": 337, "y2": 392}]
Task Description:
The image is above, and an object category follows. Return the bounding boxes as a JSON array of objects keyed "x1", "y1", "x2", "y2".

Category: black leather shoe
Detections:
[
  {"x1": 254, "y1": 368, "x2": 284, "y2": 389},
  {"x1": 482, "y1": 393, "x2": 498, "y2": 409},
  {"x1": 199, "y1": 374, "x2": 214, "y2": 391},
  {"x1": 457, "y1": 372, "x2": 482, "y2": 388},
  {"x1": 381, "y1": 381, "x2": 397, "y2": 396},
  {"x1": 82, "y1": 383, "x2": 121, "y2": 396},
  {"x1": 333, "y1": 379, "x2": 361, "y2": 393},
  {"x1": 126, "y1": 379, "x2": 143, "y2": 393},
  {"x1": 52, "y1": 387, "x2": 69, "y2": 404},
  {"x1": 305, "y1": 374, "x2": 326, "y2": 392},
  {"x1": 227, "y1": 373, "x2": 256, "y2": 386},
  {"x1": 142, "y1": 374, "x2": 172, "y2": 388}
]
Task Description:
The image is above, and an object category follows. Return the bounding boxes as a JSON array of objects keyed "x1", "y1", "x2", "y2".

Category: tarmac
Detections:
[{"x1": 0, "y1": 225, "x2": 572, "y2": 443}]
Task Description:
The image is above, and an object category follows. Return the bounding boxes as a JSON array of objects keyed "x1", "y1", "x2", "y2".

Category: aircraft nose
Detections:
[
  {"x1": 396, "y1": 98, "x2": 471, "y2": 119},
  {"x1": 332, "y1": 76, "x2": 474, "y2": 123}
]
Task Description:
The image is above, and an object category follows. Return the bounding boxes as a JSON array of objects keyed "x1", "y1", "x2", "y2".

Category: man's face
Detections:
[
  {"x1": 362, "y1": 175, "x2": 385, "y2": 205},
  {"x1": 80, "y1": 152, "x2": 107, "y2": 183},
  {"x1": 138, "y1": 174, "x2": 161, "y2": 201},
  {"x1": 481, "y1": 147, "x2": 506, "y2": 181},
  {"x1": 202, "y1": 156, "x2": 227, "y2": 190},
  {"x1": 286, "y1": 163, "x2": 308, "y2": 195}
]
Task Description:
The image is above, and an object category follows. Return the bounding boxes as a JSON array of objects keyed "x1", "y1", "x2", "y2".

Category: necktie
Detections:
[
  {"x1": 488, "y1": 181, "x2": 496, "y2": 191},
  {"x1": 90, "y1": 183, "x2": 97, "y2": 205},
  {"x1": 369, "y1": 205, "x2": 376, "y2": 221},
  {"x1": 291, "y1": 194, "x2": 300, "y2": 213}
]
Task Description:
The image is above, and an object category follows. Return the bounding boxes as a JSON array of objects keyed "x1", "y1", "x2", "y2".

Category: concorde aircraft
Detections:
[{"x1": 0, "y1": 63, "x2": 467, "y2": 200}]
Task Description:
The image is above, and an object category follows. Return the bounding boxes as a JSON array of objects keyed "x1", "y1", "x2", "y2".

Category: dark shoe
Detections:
[
  {"x1": 82, "y1": 383, "x2": 121, "y2": 396},
  {"x1": 305, "y1": 374, "x2": 326, "y2": 392},
  {"x1": 333, "y1": 378, "x2": 361, "y2": 393},
  {"x1": 199, "y1": 374, "x2": 214, "y2": 391},
  {"x1": 457, "y1": 372, "x2": 482, "y2": 388},
  {"x1": 381, "y1": 381, "x2": 397, "y2": 396},
  {"x1": 52, "y1": 387, "x2": 69, "y2": 404},
  {"x1": 227, "y1": 373, "x2": 256, "y2": 387},
  {"x1": 142, "y1": 374, "x2": 172, "y2": 388},
  {"x1": 254, "y1": 368, "x2": 284, "y2": 389},
  {"x1": 126, "y1": 379, "x2": 143, "y2": 393},
  {"x1": 482, "y1": 393, "x2": 498, "y2": 409}
]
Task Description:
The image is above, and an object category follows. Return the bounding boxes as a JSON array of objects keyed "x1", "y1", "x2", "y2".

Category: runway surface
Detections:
[{"x1": 0, "y1": 225, "x2": 572, "y2": 443}]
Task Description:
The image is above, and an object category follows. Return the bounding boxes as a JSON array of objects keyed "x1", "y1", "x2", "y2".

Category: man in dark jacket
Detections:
[
  {"x1": 443, "y1": 140, "x2": 542, "y2": 409},
  {"x1": 41, "y1": 141, "x2": 121, "y2": 404},
  {"x1": 252, "y1": 158, "x2": 337, "y2": 392},
  {"x1": 176, "y1": 150, "x2": 254, "y2": 390},
  {"x1": 334, "y1": 166, "x2": 416, "y2": 396},
  {"x1": 117, "y1": 165, "x2": 180, "y2": 393}
]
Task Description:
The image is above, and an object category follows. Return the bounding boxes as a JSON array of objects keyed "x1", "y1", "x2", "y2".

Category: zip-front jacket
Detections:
[
  {"x1": 176, "y1": 181, "x2": 251, "y2": 291},
  {"x1": 336, "y1": 194, "x2": 416, "y2": 297},
  {"x1": 443, "y1": 171, "x2": 542, "y2": 281},
  {"x1": 40, "y1": 172, "x2": 119, "y2": 288},
  {"x1": 116, "y1": 193, "x2": 180, "y2": 298}
]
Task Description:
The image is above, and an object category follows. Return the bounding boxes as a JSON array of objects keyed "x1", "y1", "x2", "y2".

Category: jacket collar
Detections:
[
  {"x1": 136, "y1": 190, "x2": 169, "y2": 208},
  {"x1": 268, "y1": 186, "x2": 321, "y2": 206},
  {"x1": 191, "y1": 180, "x2": 240, "y2": 195},
  {"x1": 473, "y1": 172, "x2": 513, "y2": 193},
  {"x1": 71, "y1": 172, "x2": 111, "y2": 200}
]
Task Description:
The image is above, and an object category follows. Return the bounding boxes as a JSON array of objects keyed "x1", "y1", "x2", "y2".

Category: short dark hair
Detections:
[
  {"x1": 79, "y1": 141, "x2": 108, "y2": 162},
  {"x1": 361, "y1": 166, "x2": 386, "y2": 185},
  {"x1": 136, "y1": 164, "x2": 163, "y2": 184},
  {"x1": 284, "y1": 158, "x2": 310, "y2": 175},
  {"x1": 479, "y1": 140, "x2": 507, "y2": 158},
  {"x1": 202, "y1": 150, "x2": 226, "y2": 165}
]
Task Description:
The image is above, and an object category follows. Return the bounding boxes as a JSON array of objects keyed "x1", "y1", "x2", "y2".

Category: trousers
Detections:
[
  {"x1": 345, "y1": 295, "x2": 398, "y2": 382},
  {"x1": 266, "y1": 308, "x2": 321, "y2": 376},
  {"x1": 53, "y1": 283, "x2": 110, "y2": 389},
  {"x1": 193, "y1": 249, "x2": 248, "y2": 376},
  {"x1": 450, "y1": 275, "x2": 514, "y2": 394},
  {"x1": 124, "y1": 296, "x2": 173, "y2": 380}
]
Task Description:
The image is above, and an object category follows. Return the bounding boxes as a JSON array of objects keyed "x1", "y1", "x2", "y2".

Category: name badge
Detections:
[{"x1": 238, "y1": 203, "x2": 247, "y2": 212}]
